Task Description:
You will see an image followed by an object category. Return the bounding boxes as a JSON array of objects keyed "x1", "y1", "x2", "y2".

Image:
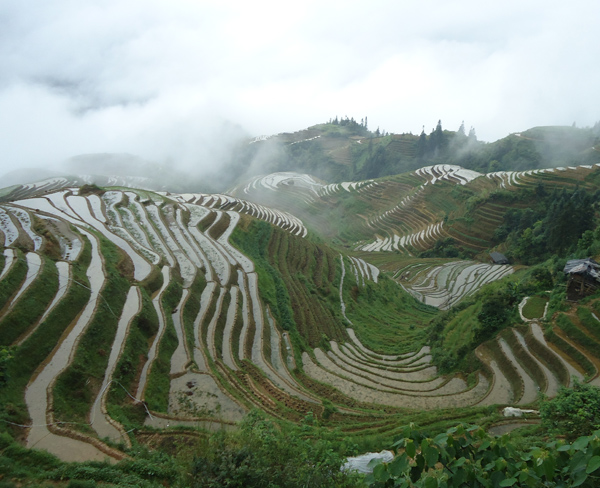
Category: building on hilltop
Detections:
[
  {"x1": 564, "y1": 257, "x2": 600, "y2": 300},
  {"x1": 489, "y1": 252, "x2": 509, "y2": 265}
]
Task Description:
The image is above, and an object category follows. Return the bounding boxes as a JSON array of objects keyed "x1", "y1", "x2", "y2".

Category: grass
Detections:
[
  {"x1": 0, "y1": 237, "x2": 92, "y2": 433},
  {"x1": 0, "y1": 255, "x2": 59, "y2": 345},
  {"x1": 441, "y1": 303, "x2": 481, "y2": 353},
  {"x1": 343, "y1": 272, "x2": 434, "y2": 355},
  {"x1": 555, "y1": 313, "x2": 600, "y2": 359},
  {"x1": 182, "y1": 270, "x2": 207, "y2": 359},
  {"x1": 0, "y1": 250, "x2": 27, "y2": 311},
  {"x1": 53, "y1": 235, "x2": 131, "y2": 432},
  {"x1": 144, "y1": 271, "x2": 183, "y2": 413},
  {"x1": 107, "y1": 287, "x2": 159, "y2": 427},
  {"x1": 522, "y1": 296, "x2": 548, "y2": 320}
]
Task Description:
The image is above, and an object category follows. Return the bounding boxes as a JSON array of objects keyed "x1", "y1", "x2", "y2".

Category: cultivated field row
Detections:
[
  {"x1": 397, "y1": 260, "x2": 514, "y2": 309},
  {"x1": 0, "y1": 187, "x2": 322, "y2": 461}
]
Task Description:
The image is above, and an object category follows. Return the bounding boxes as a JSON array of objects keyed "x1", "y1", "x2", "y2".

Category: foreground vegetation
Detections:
[{"x1": 2, "y1": 383, "x2": 600, "y2": 487}]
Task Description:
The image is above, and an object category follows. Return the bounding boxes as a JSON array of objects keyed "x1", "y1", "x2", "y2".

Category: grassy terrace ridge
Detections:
[
  {"x1": 0, "y1": 254, "x2": 59, "y2": 345},
  {"x1": 0, "y1": 238, "x2": 92, "y2": 432},
  {"x1": 0, "y1": 249, "x2": 27, "y2": 312},
  {"x1": 52, "y1": 235, "x2": 131, "y2": 434},
  {"x1": 144, "y1": 269, "x2": 183, "y2": 412},
  {"x1": 522, "y1": 295, "x2": 548, "y2": 319},
  {"x1": 107, "y1": 286, "x2": 159, "y2": 428}
]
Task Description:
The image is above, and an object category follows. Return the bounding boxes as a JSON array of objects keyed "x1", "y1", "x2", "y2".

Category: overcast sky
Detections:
[{"x1": 1, "y1": 0, "x2": 599, "y2": 176}]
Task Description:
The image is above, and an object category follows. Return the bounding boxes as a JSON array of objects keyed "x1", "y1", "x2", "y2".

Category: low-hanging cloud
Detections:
[{"x1": 1, "y1": 0, "x2": 599, "y2": 180}]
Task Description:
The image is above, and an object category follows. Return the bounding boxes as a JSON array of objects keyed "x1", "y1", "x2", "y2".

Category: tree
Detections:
[
  {"x1": 541, "y1": 381, "x2": 600, "y2": 440},
  {"x1": 468, "y1": 127, "x2": 477, "y2": 142},
  {"x1": 416, "y1": 128, "x2": 427, "y2": 160}
]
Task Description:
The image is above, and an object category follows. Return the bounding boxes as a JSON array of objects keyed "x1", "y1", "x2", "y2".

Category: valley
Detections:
[{"x1": 1, "y1": 123, "x2": 600, "y2": 485}]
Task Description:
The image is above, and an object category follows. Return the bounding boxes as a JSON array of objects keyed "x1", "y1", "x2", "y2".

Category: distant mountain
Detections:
[{"x1": 221, "y1": 120, "x2": 600, "y2": 189}]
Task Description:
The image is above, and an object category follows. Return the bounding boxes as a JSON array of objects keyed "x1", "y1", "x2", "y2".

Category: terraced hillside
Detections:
[
  {"x1": 0, "y1": 181, "x2": 493, "y2": 463},
  {"x1": 230, "y1": 163, "x2": 600, "y2": 256},
  {"x1": 2, "y1": 157, "x2": 600, "y2": 467}
]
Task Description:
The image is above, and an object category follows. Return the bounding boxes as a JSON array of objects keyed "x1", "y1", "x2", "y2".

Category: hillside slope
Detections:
[{"x1": 1, "y1": 157, "x2": 600, "y2": 469}]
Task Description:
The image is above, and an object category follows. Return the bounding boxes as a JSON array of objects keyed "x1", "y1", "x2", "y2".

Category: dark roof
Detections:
[
  {"x1": 564, "y1": 258, "x2": 600, "y2": 281},
  {"x1": 490, "y1": 252, "x2": 509, "y2": 264}
]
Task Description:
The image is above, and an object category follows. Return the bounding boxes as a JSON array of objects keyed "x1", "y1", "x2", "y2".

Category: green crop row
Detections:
[
  {"x1": 0, "y1": 254, "x2": 59, "y2": 345},
  {"x1": 53, "y1": 235, "x2": 131, "y2": 432}
]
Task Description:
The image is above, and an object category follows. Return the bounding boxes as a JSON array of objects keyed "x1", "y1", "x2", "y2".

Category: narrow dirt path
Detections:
[{"x1": 338, "y1": 255, "x2": 353, "y2": 325}]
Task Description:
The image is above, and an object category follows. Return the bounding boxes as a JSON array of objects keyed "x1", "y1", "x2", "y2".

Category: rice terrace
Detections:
[{"x1": 2, "y1": 120, "x2": 600, "y2": 486}]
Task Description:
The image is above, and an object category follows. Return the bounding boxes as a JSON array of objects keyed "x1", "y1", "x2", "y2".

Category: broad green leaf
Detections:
[
  {"x1": 586, "y1": 455, "x2": 600, "y2": 474},
  {"x1": 392, "y1": 437, "x2": 406, "y2": 448},
  {"x1": 572, "y1": 469, "x2": 588, "y2": 487},
  {"x1": 499, "y1": 478, "x2": 517, "y2": 487},
  {"x1": 389, "y1": 454, "x2": 409, "y2": 478},
  {"x1": 434, "y1": 433, "x2": 448, "y2": 445},
  {"x1": 478, "y1": 440, "x2": 491, "y2": 452},
  {"x1": 424, "y1": 476, "x2": 437, "y2": 488},
  {"x1": 406, "y1": 439, "x2": 416, "y2": 458},
  {"x1": 373, "y1": 463, "x2": 389, "y2": 483},
  {"x1": 451, "y1": 457, "x2": 467, "y2": 468},
  {"x1": 572, "y1": 436, "x2": 591, "y2": 451},
  {"x1": 570, "y1": 451, "x2": 588, "y2": 473},
  {"x1": 452, "y1": 467, "x2": 466, "y2": 485},
  {"x1": 542, "y1": 457, "x2": 555, "y2": 481},
  {"x1": 425, "y1": 446, "x2": 439, "y2": 467}
]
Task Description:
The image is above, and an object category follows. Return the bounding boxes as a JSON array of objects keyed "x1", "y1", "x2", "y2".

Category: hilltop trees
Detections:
[{"x1": 495, "y1": 187, "x2": 599, "y2": 264}]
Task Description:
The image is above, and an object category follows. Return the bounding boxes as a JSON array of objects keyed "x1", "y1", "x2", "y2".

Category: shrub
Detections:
[
  {"x1": 540, "y1": 381, "x2": 600, "y2": 440},
  {"x1": 188, "y1": 410, "x2": 360, "y2": 488}
]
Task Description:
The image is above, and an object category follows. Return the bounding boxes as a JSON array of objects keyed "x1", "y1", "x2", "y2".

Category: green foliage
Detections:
[
  {"x1": 344, "y1": 271, "x2": 433, "y2": 355},
  {"x1": 188, "y1": 410, "x2": 360, "y2": 488},
  {"x1": 522, "y1": 296, "x2": 548, "y2": 320},
  {"x1": 231, "y1": 220, "x2": 296, "y2": 332},
  {"x1": 419, "y1": 238, "x2": 465, "y2": 259},
  {"x1": 53, "y1": 236, "x2": 130, "y2": 428},
  {"x1": 0, "y1": 250, "x2": 27, "y2": 310},
  {"x1": 541, "y1": 382, "x2": 600, "y2": 440},
  {"x1": 498, "y1": 188, "x2": 599, "y2": 264},
  {"x1": 108, "y1": 287, "x2": 159, "y2": 425},
  {"x1": 144, "y1": 276, "x2": 182, "y2": 412},
  {"x1": 0, "y1": 347, "x2": 13, "y2": 386},
  {"x1": 366, "y1": 422, "x2": 600, "y2": 487},
  {"x1": 0, "y1": 238, "x2": 91, "y2": 432},
  {"x1": 0, "y1": 255, "x2": 59, "y2": 345}
]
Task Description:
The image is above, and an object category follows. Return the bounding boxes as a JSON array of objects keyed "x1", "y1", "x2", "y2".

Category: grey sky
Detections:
[{"x1": 1, "y1": 0, "x2": 599, "y2": 176}]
